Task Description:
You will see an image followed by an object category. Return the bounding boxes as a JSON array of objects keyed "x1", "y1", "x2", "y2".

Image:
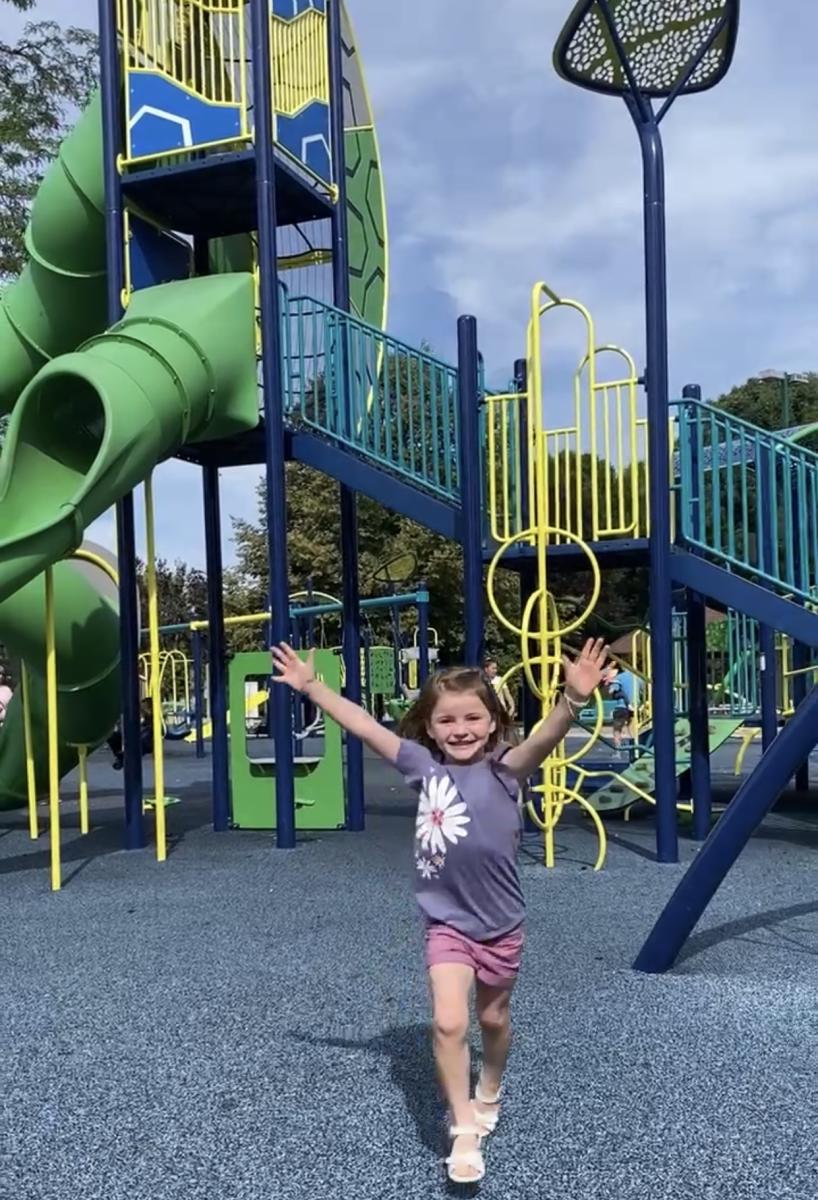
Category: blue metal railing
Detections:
[
  {"x1": 675, "y1": 398, "x2": 818, "y2": 602},
  {"x1": 282, "y1": 295, "x2": 461, "y2": 502}
]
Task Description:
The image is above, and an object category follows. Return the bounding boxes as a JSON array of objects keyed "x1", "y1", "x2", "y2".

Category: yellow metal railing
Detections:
[{"x1": 271, "y1": 5, "x2": 329, "y2": 116}]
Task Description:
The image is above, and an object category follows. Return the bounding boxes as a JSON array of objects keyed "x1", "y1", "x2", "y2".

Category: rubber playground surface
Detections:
[{"x1": 2, "y1": 741, "x2": 816, "y2": 1200}]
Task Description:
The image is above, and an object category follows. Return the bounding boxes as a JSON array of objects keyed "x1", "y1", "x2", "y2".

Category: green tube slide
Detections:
[{"x1": 0, "y1": 96, "x2": 260, "y2": 809}]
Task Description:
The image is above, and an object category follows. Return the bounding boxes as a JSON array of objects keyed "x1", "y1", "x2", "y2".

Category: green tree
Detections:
[
  {"x1": 0, "y1": 1, "x2": 97, "y2": 281},
  {"x1": 713, "y1": 373, "x2": 818, "y2": 433}
]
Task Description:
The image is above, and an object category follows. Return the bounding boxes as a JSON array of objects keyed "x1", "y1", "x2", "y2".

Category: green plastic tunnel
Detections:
[{"x1": 0, "y1": 89, "x2": 260, "y2": 808}]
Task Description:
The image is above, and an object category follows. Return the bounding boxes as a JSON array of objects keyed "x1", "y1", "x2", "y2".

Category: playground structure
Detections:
[{"x1": 0, "y1": 0, "x2": 814, "y2": 969}]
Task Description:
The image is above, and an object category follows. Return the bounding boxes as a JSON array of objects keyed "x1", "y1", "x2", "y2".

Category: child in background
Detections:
[
  {"x1": 272, "y1": 636, "x2": 609, "y2": 1184},
  {"x1": 483, "y1": 657, "x2": 516, "y2": 721}
]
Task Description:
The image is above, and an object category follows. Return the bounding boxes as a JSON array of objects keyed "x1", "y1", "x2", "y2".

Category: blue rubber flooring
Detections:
[{"x1": 1, "y1": 743, "x2": 817, "y2": 1199}]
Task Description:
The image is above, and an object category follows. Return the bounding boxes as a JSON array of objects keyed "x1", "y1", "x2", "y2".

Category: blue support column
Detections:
[
  {"x1": 99, "y1": 0, "x2": 144, "y2": 849},
  {"x1": 457, "y1": 316, "x2": 485, "y2": 666},
  {"x1": 192, "y1": 630, "x2": 205, "y2": 759},
  {"x1": 634, "y1": 680, "x2": 818, "y2": 973},
  {"x1": 630, "y1": 103, "x2": 678, "y2": 864},
  {"x1": 417, "y1": 583, "x2": 430, "y2": 686},
  {"x1": 250, "y1": 0, "x2": 295, "y2": 848},
  {"x1": 328, "y1": 0, "x2": 364, "y2": 830},
  {"x1": 682, "y1": 384, "x2": 711, "y2": 841},
  {"x1": 758, "y1": 442, "x2": 778, "y2": 751},
  {"x1": 202, "y1": 465, "x2": 230, "y2": 830}
]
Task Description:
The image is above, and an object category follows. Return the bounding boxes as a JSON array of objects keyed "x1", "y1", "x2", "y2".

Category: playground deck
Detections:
[{"x1": 1, "y1": 744, "x2": 816, "y2": 1200}]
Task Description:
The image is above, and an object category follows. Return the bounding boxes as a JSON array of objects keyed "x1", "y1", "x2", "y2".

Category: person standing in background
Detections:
[{"x1": 484, "y1": 658, "x2": 516, "y2": 721}]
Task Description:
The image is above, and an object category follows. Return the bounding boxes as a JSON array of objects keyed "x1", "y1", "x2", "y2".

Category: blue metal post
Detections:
[
  {"x1": 99, "y1": 0, "x2": 144, "y2": 849},
  {"x1": 250, "y1": 0, "x2": 295, "y2": 848},
  {"x1": 682, "y1": 384, "x2": 711, "y2": 841},
  {"x1": 329, "y1": 0, "x2": 365, "y2": 831},
  {"x1": 192, "y1": 629, "x2": 205, "y2": 759},
  {"x1": 628, "y1": 104, "x2": 678, "y2": 864},
  {"x1": 758, "y1": 443, "x2": 778, "y2": 751},
  {"x1": 457, "y1": 316, "x2": 485, "y2": 666},
  {"x1": 202, "y1": 465, "x2": 230, "y2": 830},
  {"x1": 417, "y1": 582, "x2": 430, "y2": 686},
  {"x1": 391, "y1": 597, "x2": 402, "y2": 697},
  {"x1": 634, "y1": 678, "x2": 818, "y2": 973}
]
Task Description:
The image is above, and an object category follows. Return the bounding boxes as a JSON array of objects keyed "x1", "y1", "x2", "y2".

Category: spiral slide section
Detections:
[{"x1": 0, "y1": 96, "x2": 259, "y2": 808}]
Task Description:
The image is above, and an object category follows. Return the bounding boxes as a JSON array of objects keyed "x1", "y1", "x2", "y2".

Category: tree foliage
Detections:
[
  {"x1": 713, "y1": 373, "x2": 818, "y2": 434},
  {"x1": 0, "y1": 2, "x2": 98, "y2": 281}
]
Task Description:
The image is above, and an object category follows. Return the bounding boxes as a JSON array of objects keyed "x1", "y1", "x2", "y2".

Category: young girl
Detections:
[{"x1": 271, "y1": 637, "x2": 609, "y2": 1184}]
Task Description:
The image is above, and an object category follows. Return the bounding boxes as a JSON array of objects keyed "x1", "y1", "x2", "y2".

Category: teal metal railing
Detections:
[
  {"x1": 672, "y1": 607, "x2": 761, "y2": 717},
  {"x1": 282, "y1": 295, "x2": 461, "y2": 502},
  {"x1": 675, "y1": 398, "x2": 818, "y2": 602}
]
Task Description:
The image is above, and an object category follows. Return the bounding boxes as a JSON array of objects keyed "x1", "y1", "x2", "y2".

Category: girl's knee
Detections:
[
  {"x1": 433, "y1": 1005, "x2": 469, "y2": 1042},
  {"x1": 477, "y1": 991, "x2": 511, "y2": 1034}
]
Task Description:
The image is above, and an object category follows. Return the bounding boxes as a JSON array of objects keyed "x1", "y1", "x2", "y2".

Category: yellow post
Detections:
[
  {"x1": 78, "y1": 746, "x2": 90, "y2": 836},
  {"x1": 44, "y1": 567, "x2": 61, "y2": 892},
  {"x1": 20, "y1": 663, "x2": 38, "y2": 840},
  {"x1": 144, "y1": 473, "x2": 167, "y2": 862}
]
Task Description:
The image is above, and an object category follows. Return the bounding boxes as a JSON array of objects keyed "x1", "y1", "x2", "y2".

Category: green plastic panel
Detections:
[{"x1": 229, "y1": 649, "x2": 345, "y2": 831}]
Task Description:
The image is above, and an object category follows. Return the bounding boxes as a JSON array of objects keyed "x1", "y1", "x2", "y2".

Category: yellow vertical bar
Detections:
[
  {"x1": 238, "y1": 1, "x2": 248, "y2": 135},
  {"x1": 144, "y1": 474, "x2": 168, "y2": 862},
  {"x1": 20, "y1": 663, "x2": 38, "y2": 840},
  {"x1": 615, "y1": 384, "x2": 626, "y2": 528},
  {"x1": 487, "y1": 399, "x2": 498, "y2": 543},
  {"x1": 45, "y1": 567, "x2": 61, "y2": 892},
  {"x1": 78, "y1": 746, "x2": 90, "y2": 836},
  {"x1": 501, "y1": 401, "x2": 510, "y2": 542},
  {"x1": 601, "y1": 383, "x2": 612, "y2": 531}
]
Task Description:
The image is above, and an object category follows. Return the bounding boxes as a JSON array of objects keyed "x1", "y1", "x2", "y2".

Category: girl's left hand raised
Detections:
[{"x1": 562, "y1": 637, "x2": 609, "y2": 702}]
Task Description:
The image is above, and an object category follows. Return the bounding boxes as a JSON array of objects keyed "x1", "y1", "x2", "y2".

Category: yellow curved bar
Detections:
[
  {"x1": 734, "y1": 726, "x2": 760, "y2": 776},
  {"x1": 144, "y1": 474, "x2": 167, "y2": 862},
  {"x1": 70, "y1": 547, "x2": 119, "y2": 586}
]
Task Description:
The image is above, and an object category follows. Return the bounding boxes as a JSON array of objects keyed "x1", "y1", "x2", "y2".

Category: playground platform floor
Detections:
[{"x1": 2, "y1": 742, "x2": 817, "y2": 1200}]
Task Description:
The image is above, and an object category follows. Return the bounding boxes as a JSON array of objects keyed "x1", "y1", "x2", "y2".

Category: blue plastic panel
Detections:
[{"x1": 128, "y1": 72, "x2": 243, "y2": 159}]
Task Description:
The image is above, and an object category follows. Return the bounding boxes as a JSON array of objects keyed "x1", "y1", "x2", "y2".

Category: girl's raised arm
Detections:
[{"x1": 271, "y1": 642, "x2": 401, "y2": 764}]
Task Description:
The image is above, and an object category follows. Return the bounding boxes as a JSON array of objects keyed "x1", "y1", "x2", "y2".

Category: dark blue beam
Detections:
[
  {"x1": 287, "y1": 430, "x2": 460, "y2": 541},
  {"x1": 670, "y1": 550, "x2": 818, "y2": 647},
  {"x1": 634, "y1": 680, "x2": 818, "y2": 973}
]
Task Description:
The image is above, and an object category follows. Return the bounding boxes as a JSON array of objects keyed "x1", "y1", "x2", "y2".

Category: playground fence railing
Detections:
[
  {"x1": 282, "y1": 295, "x2": 461, "y2": 502},
  {"x1": 675, "y1": 398, "x2": 818, "y2": 603}
]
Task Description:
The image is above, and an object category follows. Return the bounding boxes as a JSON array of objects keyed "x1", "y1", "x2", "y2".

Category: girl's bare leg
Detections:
[
  {"x1": 474, "y1": 981, "x2": 512, "y2": 1119},
  {"x1": 429, "y1": 963, "x2": 480, "y2": 1179}
]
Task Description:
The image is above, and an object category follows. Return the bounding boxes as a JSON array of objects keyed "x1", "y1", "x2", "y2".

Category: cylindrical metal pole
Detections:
[
  {"x1": 98, "y1": 0, "x2": 144, "y2": 849},
  {"x1": 457, "y1": 316, "x2": 485, "y2": 666},
  {"x1": 681, "y1": 384, "x2": 711, "y2": 841},
  {"x1": 202, "y1": 465, "x2": 230, "y2": 830},
  {"x1": 192, "y1": 629, "x2": 205, "y2": 759},
  {"x1": 250, "y1": 0, "x2": 295, "y2": 848},
  {"x1": 635, "y1": 115, "x2": 678, "y2": 864},
  {"x1": 328, "y1": 0, "x2": 364, "y2": 831}
]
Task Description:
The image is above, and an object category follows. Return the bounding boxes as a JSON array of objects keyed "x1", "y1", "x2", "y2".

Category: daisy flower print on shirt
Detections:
[{"x1": 415, "y1": 773, "x2": 470, "y2": 858}]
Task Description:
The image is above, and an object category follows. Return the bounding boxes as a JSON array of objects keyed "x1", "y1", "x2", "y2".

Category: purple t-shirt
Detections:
[{"x1": 396, "y1": 738, "x2": 525, "y2": 941}]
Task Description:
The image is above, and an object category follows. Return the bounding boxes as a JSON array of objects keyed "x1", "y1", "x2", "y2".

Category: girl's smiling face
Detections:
[{"x1": 426, "y1": 689, "x2": 496, "y2": 765}]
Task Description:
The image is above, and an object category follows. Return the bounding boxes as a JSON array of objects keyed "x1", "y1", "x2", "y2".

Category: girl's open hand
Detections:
[
  {"x1": 271, "y1": 642, "x2": 316, "y2": 692},
  {"x1": 562, "y1": 637, "x2": 609, "y2": 702}
]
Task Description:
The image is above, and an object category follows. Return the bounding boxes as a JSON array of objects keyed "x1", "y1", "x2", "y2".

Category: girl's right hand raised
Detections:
[{"x1": 271, "y1": 642, "x2": 316, "y2": 692}]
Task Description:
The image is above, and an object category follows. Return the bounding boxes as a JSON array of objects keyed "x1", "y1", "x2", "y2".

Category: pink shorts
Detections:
[{"x1": 425, "y1": 922, "x2": 525, "y2": 988}]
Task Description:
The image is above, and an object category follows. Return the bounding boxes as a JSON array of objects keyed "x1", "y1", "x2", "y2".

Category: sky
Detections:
[{"x1": 4, "y1": 1, "x2": 818, "y2": 569}]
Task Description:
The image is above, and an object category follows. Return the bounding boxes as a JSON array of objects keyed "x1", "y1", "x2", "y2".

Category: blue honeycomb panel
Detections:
[
  {"x1": 277, "y1": 101, "x2": 331, "y2": 183},
  {"x1": 271, "y1": 0, "x2": 326, "y2": 15},
  {"x1": 128, "y1": 72, "x2": 243, "y2": 159}
]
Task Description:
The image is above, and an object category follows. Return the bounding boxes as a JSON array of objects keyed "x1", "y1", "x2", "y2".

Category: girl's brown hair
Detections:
[{"x1": 398, "y1": 666, "x2": 515, "y2": 755}]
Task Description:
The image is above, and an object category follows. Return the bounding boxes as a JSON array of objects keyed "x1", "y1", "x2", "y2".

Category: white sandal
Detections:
[
  {"x1": 445, "y1": 1124, "x2": 486, "y2": 1184},
  {"x1": 473, "y1": 1077, "x2": 503, "y2": 1135}
]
